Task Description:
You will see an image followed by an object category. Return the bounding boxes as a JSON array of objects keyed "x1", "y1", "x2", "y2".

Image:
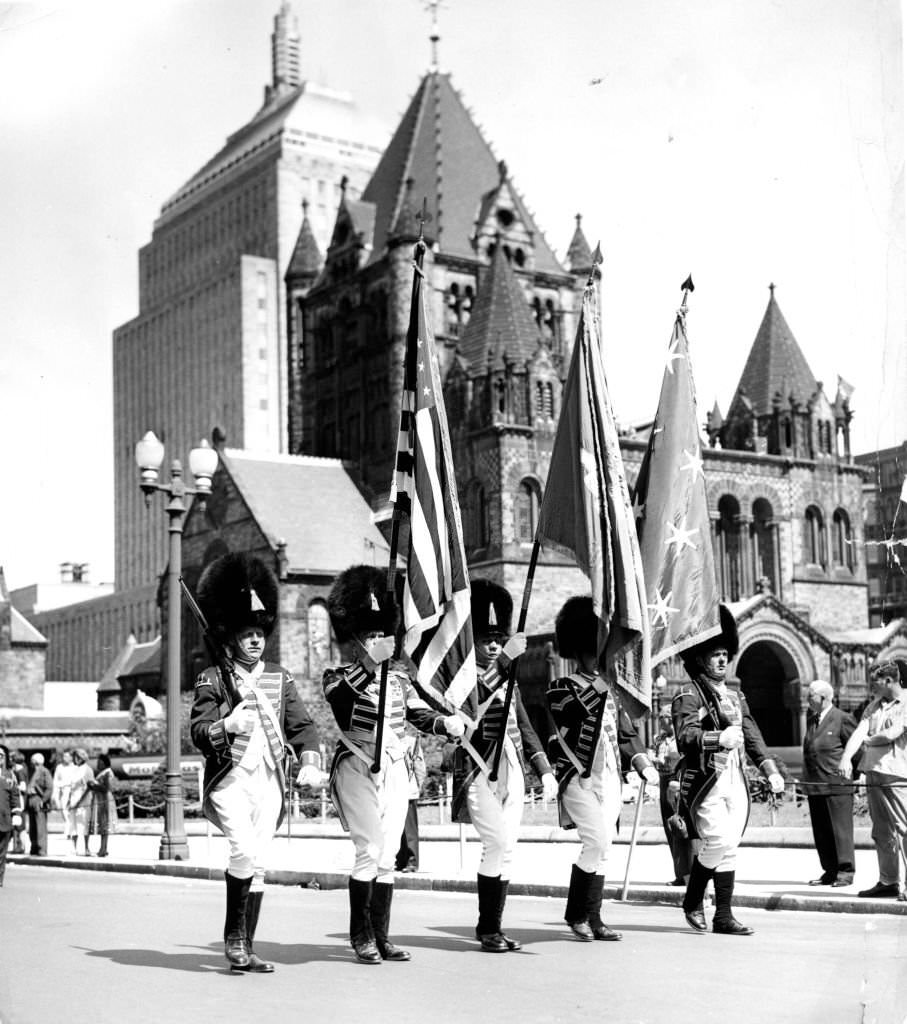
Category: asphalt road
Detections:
[{"x1": 2, "y1": 866, "x2": 905, "y2": 1024}]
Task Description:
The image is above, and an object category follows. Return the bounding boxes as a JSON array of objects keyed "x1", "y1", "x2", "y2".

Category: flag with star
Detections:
[
  {"x1": 391, "y1": 243, "x2": 477, "y2": 712},
  {"x1": 536, "y1": 283, "x2": 651, "y2": 716},
  {"x1": 633, "y1": 279, "x2": 721, "y2": 665}
]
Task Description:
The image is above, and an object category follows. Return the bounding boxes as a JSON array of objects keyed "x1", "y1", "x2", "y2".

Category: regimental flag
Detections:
[
  {"x1": 391, "y1": 247, "x2": 476, "y2": 712},
  {"x1": 633, "y1": 284, "x2": 720, "y2": 665},
  {"x1": 536, "y1": 284, "x2": 651, "y2": 716}
]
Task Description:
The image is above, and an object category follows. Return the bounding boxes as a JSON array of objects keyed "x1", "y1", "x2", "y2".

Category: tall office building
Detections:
[{"x1": 112, "y1": 3, "x2": 384, "y2": 590}]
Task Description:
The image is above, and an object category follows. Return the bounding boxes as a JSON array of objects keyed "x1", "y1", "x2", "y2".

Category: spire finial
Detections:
[
  {"x1": 340, "y1": 175, "x2": 348, "y2": 196},
  {"x1": 769, "y1": 281, "x2": 776, "y2": 298},
  {"x1": 424, "y1": 0, "x2": 444, "y2": 72},
  {"x1": 575, "y1": 213, "x2": 582, "y2": 227},
  {"x1": 301, "y1": 198, "x2": 309, "y2": 215}
]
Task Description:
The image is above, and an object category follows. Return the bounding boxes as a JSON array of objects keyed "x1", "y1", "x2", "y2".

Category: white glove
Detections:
[
  {"x1": 501, "y1": 632, "x2": 527, "y2": 661},
  {"x1": 641, "y1": 765, "x2": 660, "y2": 787},
  {"x1": 768, "y1": 773, "x2": 785, "y2": 795},
  {"x1": 11, "y1": 813, "x2": 22, "y2": 829},
  {"x1": 296, "y1": 764, "x2": 323, "y2": 788},
  {"x1": 718, "y1": 725, "x2": 744, "y2": 750},
  {"x1": 360, "y1": 635, "x2": 395, "y2": 670},
  {"x1": 541, "y1": 772, "x2": 558, "y2": 802},
  {"x1": 442, "y1": 715, "x2": 465, "y2": 738},
  {"x1": 224, "y1": 699, "x2": 256, "y2": 736}
]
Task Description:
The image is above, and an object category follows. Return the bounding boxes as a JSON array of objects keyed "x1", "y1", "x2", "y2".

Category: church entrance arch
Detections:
[{"x1": 735, "y1": 640, "x2": 802, "y2": 746}]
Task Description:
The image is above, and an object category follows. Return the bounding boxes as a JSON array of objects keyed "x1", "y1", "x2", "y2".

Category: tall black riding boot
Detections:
[
  {"x1": 371, "y1": 882, "x2": 411, "y2": 961},
  {"x1": 497, "y1": 879, "x2": 521, "y2": 950},
  {"x1": 565, "y1": 864, "x2": 594, "y2": 940},
  {"x1": 243, "y1": 890, "x2": 274, "y2": 972},
  {"x1": 712, "y1": 870, "x2": 753, "y2": 935},
  {"x1": 476, "y1": 873, "x2": 508, "y2": 952},
  {"x1": 587, "y1": 872, "x2": 621, "y2": 941},
  {"x1": 223, "y1": 872, "x2": 252, "y2": 970},
  {"x1": 681, "y1": 858, "x2": 714, "y2": 932},
  {"x1": 349, "y1": 877, "x2": 381, "y2": 964}
]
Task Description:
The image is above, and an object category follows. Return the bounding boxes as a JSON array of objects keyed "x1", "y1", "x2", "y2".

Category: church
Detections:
[{"x1": 9, "y1": 3, "x2": 905, "y2": 761}]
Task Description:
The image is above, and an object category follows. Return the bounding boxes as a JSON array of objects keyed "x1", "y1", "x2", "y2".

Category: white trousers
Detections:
[
  {"x1": 466, "y1": 744, "x2": 524, "y2": 878},
  {"x1": 694, "y1": 762, "x2": 748, "y2": 871},
  {"x1": 334, "y1": 752, "x2": 409, "y2": 883},
  {"x1": 561, "y1": 765, "x2": 623, "y2": 874},
  {"x1": 209, "y1": 759, "x2": 282, "y2": 890}
]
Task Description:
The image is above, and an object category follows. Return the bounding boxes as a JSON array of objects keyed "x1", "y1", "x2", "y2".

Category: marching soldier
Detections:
[
  {"x1": 450, "y1": 579, "x2": 557, "y2": 952},
  {"x1": 546, "y1": 596, "x2": 659, "y2": 941},
  {"x1": 190, "y1": 553, "x2": 322, "y2": 973},
  {"x1": 672, "y1": 604, "x2": 784, "y2": 935},
  {"x1": 324, "y1": 564, "x2": 464, "y2": 965}
]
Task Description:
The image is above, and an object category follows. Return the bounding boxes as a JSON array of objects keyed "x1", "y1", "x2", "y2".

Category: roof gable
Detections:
[
  {"x1": 361, "y1": 72, "x2": 564, "y2": 274},
  {"x1": 219, "y1": 450, "x2": 389, "y2": 575},
  {"x1": 732, "y1": 290, "x2": 818, "y2": 416},
  {"x1": 458, "y1": 244, "x2": 542, "y2": 371}
]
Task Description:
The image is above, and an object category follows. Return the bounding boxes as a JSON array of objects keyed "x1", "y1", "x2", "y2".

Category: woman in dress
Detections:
[
  {"x1": 68, "y1": 749, "x2": 95, "y2": 856},
  {"x1": 89, "y1": 753, "x2": 117, "y2": 857},
  {"x1": 52, "y1": 750, "x2": 76, "y2": 853}
]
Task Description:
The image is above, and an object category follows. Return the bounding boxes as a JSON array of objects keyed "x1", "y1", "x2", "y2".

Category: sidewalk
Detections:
[{"x1": 11, "y1": 821, "x2": 906, "y2": 917}]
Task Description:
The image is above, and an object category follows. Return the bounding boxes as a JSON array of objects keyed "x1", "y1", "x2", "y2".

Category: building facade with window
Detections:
[{"x1": 857, "y1": 441, "x2": 907, "y2": 625}]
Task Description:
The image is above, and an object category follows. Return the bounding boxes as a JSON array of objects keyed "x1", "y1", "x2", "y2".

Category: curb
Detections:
[{"x1": 14, "y1": 855, "x2": 907, "y2": 916}]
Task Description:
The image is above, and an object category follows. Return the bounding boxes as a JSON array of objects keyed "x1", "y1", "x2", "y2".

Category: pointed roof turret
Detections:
[
  {"x1": 566, "y1": 213, "x2": 594, "y2": 274},
  {"x1": 458, "y1": 243, "x2": 541, "y2": 371},
  {"x1": 731, "y1": 284, "x2": 818, "y2": 416},
  {"x1": 360, "y1": 72, "x2": 564, "y2": 274},
  {"x1": 286, "y1": 199, "x2": 322, "y2": 282}
]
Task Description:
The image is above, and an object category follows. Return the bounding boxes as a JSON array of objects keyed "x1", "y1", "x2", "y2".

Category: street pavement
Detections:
[
  {"x1": 7, "y1": 817, "x2": 907, "y2": 917},
  {"x1": 1, "y1": 867, "x2": 904, "y2": 1024}
]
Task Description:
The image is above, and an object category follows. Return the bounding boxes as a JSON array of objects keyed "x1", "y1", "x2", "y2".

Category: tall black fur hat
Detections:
[
  {"x1": 196, "y1": 553, "x2": 278, "y2": 641},
  {"x1": 554, "y1": 595, "x2": 598, "y2": 661},
  {"x1": 327, "y1": 564, "x2": 400, "y2": 643},
  {"x1": 680, "y1": 604, "x2": 739, "y2": 672},
  {"x1": 471, "y1": 578, "x2": 512, "y2": 636}
]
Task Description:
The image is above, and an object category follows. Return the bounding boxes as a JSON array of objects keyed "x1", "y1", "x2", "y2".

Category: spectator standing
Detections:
[
  {"x1": 68, "y1": 749, "x2": 95, "y2": 856},
  {"x1": 88, "y1": 754, "x2": 117, "y2": 857},
  {"x1": 9, "y1": 752, "x2": 26, "y2": 854},
  {"x1": 840, "y1": 659, "x2": 907, "y2": 900},
  {"x1": 0, "y1": 745, "x2": 23, "y2": 885},
  {"x1": 395, "y1": 731, "x2": 425, "y2": 872},
  {"x1": 801, "y1": 679, "x2": 857, "y2": 887},
  {"x1": 52, "y1": 750, "x2": 76, "y2": 850},
  {"x1": 25, "y1": 753, "x2": 53, "y2": 856}
]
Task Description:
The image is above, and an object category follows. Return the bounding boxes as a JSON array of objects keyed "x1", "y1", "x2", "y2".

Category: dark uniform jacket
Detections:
[
  {"x1": 803, "y1": 706, "x2": 857, "y2": 796},
  {"x1": 672, "y1": 678, "x2": 773, "y2": 839},
  {"x1": 450, "y1": 663, "x2": 552, "y2": 823},
  {"x1": 0, "y1": 769, "x2": 22, "y2": 832},
  {"x1": 190, "y1": 662, "x2": 320, "y2": 830}
]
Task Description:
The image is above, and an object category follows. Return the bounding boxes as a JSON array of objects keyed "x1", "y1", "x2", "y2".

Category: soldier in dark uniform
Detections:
[
  {"x1": 546, "y1": 596, "x2": 659, "y2": 941},
  {"x1": 450, "y1": 579, "x2": 557, "y2": 952},
  {"x1": 324, "y1": 564, "x2": 464, "y2": 965},
  {"x1": 190, "y1": 553, "x2": 322, "y2": 973},
  {"x1": 672, "y1": 605, "x2": 784, "y2": 935}
]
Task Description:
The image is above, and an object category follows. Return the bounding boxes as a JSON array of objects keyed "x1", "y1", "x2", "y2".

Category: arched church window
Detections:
[
  {"x1": 495, "y1": 377, "x2": 507, "y2": 416},
  {"x1": 752, "y1": 498, "x2": 776, "y2": 593},
  {"x1": 832, "y1": 508, "x2": 853, "y2": 570},
  {"x1": 717, "y1": 494, "x2": 742, "y2": 601},
  {"x1": 783, "y1": 419, "x2": 792, "y2": 449},
  {"x1": 306, "y1": 600, "x2": 334, "y2": 680},
  {"x1": 536, "y1": 380, "x2": 554, "y2": 419},
  {"x1": 803, "y1": 505, "x2": 827, "y2": 568},
  {"x1": 514, "y1": 479, "x2": 540, "y2": 543},
  {"x1": 514, "y1": 249, "x2": 526, "y2": 267}
]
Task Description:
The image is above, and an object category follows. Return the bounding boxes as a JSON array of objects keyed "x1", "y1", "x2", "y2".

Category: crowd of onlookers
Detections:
[{"x1": 0, "y1": 745, "x2": 117, "y2": 884}]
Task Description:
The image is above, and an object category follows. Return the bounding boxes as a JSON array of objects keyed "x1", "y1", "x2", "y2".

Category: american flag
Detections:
[
  {"x1": 633, "y1": 282, "x2": 721, "y2": 665},
  {"x1": 391, "y1": 247, "x2": 476, "y2": 711},
  {"x1": 535, "y1": 284, "x2": 651, "y2": 717}
]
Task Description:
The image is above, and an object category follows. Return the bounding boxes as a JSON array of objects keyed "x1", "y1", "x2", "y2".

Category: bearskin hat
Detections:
[
  {"x1": 471, "y1": 578, "x2": 513, "y2": 637},
  {"x1": 680, "y1": 604, "x2": 739, "y2": 672},
  {"x1": 327, "y1": 564, "x2": 400, "y2": 643},
  {"x1": 196, "y1": 552, "x2": 278, "y2": 641},
  {"x1": 554, "y1": 595, "x2": 598, "y2": 661}
]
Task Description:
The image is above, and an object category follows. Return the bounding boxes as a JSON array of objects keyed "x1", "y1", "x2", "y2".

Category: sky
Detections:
[{"x1": 0, "y1": 0, "x2": 904, "y2": 592}]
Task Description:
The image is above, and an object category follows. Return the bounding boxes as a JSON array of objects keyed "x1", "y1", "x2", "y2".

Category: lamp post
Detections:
[{"x1": 135, "y1": 430, "x2": 218, "y2": 861}]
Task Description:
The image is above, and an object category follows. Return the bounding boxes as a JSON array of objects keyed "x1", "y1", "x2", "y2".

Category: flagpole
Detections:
[
  {"x1": 372, "y1": 231, "x2": 427, "y2": 774},
  {"x1": 488, "y1": 538, "x2": 540, "y2": 783}
]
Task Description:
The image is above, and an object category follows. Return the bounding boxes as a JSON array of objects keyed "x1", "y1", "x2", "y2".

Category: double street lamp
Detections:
[{"x1": 135, "y1": 431, "x2": 218, "y2": 861}]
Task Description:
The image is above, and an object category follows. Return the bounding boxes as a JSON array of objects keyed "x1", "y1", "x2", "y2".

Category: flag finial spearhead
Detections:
[{"x1": 586, "y1": 242, "x2": 603, "y2": 286}]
